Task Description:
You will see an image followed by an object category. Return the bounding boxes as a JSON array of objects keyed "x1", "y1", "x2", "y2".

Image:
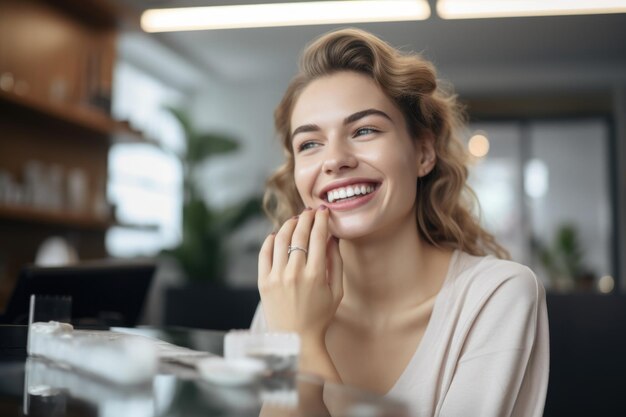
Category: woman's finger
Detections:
[
  {"x1": 272, "y1": 217, "x2": 298, "y2": 270},
  {"x1": 287, "y1": 208, "x2": 315, "y2": 267},
  {"x1": 307, "y1": 206, "x2": 329, "y2": 274},
  {"x1": 258, "y1": 233, "x2": 275, "y2": 282}
]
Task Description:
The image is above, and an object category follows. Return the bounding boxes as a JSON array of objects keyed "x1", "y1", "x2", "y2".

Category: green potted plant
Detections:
[
  {"x1": 160, "y1": 106, "x2": 263, "y2": 329},
  {"x1": 535, "y1": 223, "x2": 595, "y2": 292}
]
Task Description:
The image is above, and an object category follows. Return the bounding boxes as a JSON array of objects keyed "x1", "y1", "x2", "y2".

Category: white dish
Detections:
[{"x1": 197, "y1": 357, "x2": 266, "y2": 386}]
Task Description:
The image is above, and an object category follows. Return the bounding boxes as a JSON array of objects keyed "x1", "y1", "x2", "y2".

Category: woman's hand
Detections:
[{"x1": 258, "y1": 206, "x2": 343, "y2": 345}]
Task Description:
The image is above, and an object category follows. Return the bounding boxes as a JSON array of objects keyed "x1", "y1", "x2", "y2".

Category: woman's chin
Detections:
[{"x1": 329, "y1": 218, "x2": 372, "y2": 241}]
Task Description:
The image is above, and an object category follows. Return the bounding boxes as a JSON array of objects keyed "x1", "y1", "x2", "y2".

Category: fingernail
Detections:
[{"x1": 319, "y1": 205, "x2": 327, "y2": 211}]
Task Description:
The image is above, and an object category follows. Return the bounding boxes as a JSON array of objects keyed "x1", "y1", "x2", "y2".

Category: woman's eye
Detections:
[
  {"x1": 297, "y1": 141, "x2": 319, "y2": 152},
  {"x1": 354, "y1": 127, "x2": 378, "y2": 137}
]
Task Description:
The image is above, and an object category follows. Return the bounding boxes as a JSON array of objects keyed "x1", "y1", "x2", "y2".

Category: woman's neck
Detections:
[{"x1": 338, "y1": 217, "x2": 452, "y2": 324}]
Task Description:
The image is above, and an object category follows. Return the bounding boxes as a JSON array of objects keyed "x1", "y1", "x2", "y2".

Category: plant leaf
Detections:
[
  {"x1": 187, "y1": 133, "x2": 240, "y2": 164},
  {"x1": 158, "y1": 105, "x2": 259, "y2": 283},
  {"x1": 164, "y1": 106, "x2": 194, "y2": 136},
  {"x1": 218, "y1": 196, "x2": 264, "y2": 232}
]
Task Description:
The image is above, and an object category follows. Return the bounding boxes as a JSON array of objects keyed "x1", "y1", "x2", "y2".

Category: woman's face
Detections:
[{"x1": 290, "y1": 71, "x2": 434, "y2": 240}]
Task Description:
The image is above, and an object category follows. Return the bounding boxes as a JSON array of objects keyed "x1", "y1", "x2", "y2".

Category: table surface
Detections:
[{"x1": 0, "y1": 326, "x2": 409, "y2": 417}]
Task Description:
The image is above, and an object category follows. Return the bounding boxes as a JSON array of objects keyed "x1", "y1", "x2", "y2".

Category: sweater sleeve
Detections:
[{"x1": 437, "y1": 266, "x2": 550, "y2": 417}]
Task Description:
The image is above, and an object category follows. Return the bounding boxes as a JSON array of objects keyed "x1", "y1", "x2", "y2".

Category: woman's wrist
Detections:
[{"x1": 299, "y1": 334, "x2": 341, "y2": 383}]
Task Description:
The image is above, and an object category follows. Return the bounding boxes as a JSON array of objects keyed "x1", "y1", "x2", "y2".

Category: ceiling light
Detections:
[
  {"x1": 141, "y1": 1, "x2": 430, "y2": 32},
  {"x1": 437, "y1": 0, "x2": 626, "y2": 19}
]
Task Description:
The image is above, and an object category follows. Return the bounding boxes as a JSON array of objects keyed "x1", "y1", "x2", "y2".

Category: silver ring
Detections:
[{"x1": 288, "y1": 245, "x2": 308, "y2": 255}]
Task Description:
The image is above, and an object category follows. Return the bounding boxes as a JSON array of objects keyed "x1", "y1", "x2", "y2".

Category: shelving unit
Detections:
[
  {"x1": 0, "y1": 204, "x2": 111, "y2": 231},
  {"x1": 0, "y1": 0, "x2": 147, "y2": 309},
  {"x1": 0, "y1": 204, "x2": 159, "y2": 231},
  {"x1": 0, "y1": 89, "x2": 146, "y2": 141}
]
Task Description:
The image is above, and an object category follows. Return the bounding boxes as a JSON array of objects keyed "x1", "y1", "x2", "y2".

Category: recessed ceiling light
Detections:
[
  {"x1": 438, "y1": 0, "x2": 626, "y2": 19},
  {"x1": 141, "y1": 1, "x2": 431, "y2": 33}
]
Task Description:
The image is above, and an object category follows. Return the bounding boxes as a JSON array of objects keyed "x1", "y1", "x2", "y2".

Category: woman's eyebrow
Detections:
[
  {"x1": 291, "y1": 108, "x2": 391, "y2": 139},
  {"x1": 292, "y1": 123, "x2": 320, "y2": 138},
  {"x1": 344, "y1": 108, "x2": 392, "y2": 125}
]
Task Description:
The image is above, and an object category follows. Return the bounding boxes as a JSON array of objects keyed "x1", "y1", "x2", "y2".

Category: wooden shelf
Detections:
[
  {"x1": 0, "y1": 205, "x2": 159, "y2": 232},
  {"x1": 0, "y1": 90, "x2": 149, "y2": 144},
  {"x1": 0, "y1": 204, "x2": 112, "y2": 231}
]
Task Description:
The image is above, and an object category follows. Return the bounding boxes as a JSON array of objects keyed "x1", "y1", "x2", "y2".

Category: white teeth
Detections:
[{"x1": 326, "y1": 183, "x2": 376, "y2": 203}]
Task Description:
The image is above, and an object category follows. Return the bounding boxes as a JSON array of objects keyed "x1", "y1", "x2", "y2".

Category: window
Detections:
[
  {"x1": 467, "y1": 117, "x2": 615, "y2": 292},
  {"x1": 107, "y1": 62, "x2": 184, "y2": 257}
]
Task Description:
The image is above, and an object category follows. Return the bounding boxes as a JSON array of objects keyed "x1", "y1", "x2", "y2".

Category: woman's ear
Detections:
[{"x1": 416, "y1": 133, "x2": 436, "y2": 177}]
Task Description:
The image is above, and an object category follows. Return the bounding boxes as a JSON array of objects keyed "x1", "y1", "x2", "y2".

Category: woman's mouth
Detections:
[{"x1": 324, "y1": 182, "x2": 379, "y2": 203}]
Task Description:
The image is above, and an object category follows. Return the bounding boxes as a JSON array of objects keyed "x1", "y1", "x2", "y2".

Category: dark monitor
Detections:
[{"x1": 0, "y1": 260, "x2": 155, "y2": 327}]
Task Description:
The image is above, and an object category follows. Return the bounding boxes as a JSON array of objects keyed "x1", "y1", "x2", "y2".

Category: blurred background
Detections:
[{"x1": 1, "y1": 0, "x2": 625, "y2": 414}]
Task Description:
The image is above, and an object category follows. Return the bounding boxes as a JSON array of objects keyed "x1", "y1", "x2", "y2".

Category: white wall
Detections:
[{"x1": 191, "y1": 78, "x2": 286, "y2": 210}]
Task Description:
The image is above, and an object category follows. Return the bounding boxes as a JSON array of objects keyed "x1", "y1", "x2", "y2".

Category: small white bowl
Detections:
[{"x1": 197, "y1": 357, "x2": 266, "y2": 386}]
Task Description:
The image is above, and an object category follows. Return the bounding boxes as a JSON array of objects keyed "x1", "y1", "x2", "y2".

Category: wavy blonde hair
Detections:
[{"x1": 264, "y1": 28, "x2": 508, "y2": 259}]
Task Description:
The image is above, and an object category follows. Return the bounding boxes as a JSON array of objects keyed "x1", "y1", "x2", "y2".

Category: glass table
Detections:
[{"x1": 0, "y1": 326, "x2": 409, "y2": 417}]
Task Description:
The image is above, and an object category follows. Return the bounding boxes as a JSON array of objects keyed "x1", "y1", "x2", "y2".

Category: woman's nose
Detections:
[{"x1": 322, "y1": 142, "x2": 358, "y2": 174}]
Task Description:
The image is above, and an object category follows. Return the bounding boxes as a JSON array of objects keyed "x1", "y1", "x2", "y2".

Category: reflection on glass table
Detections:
[
  {"x1": 1, "y1": 326, "x2": 409, "y2": 417},
  {"x1": 24, "y1": 357, "x2": 153, "y2": 417}
]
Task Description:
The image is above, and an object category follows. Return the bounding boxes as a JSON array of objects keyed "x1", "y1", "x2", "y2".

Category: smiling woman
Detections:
[
  {"x1": 290, "y1": 72, "x2": 425, "y2": 240},
  {"x1": 251, "y1": 28, "x2": 549, "y2": 417}
]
